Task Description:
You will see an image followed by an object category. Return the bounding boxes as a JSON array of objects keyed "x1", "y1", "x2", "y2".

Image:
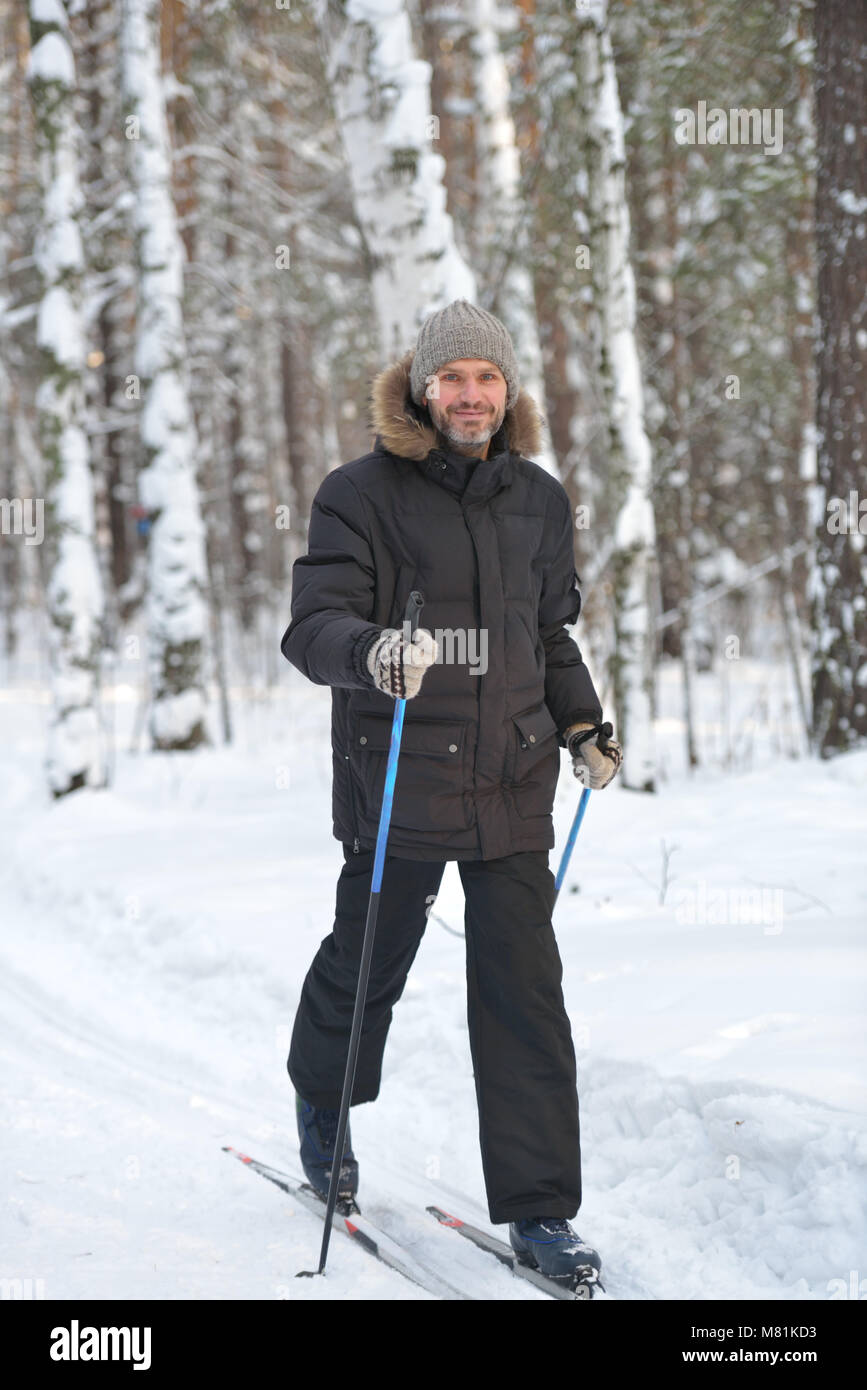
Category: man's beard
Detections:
[{"x1": 428, "y1": 399, "x2": 507, "y2": 449}]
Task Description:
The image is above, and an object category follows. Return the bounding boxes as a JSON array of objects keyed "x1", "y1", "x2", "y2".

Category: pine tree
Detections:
[{"x1": 810, "y1": 0, "x2": 867, "y2": 756}]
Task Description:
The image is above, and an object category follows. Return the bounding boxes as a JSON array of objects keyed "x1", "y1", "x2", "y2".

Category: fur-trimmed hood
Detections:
[{"x1": 370, "y1": 349, "x2": 543, "y2": 463}]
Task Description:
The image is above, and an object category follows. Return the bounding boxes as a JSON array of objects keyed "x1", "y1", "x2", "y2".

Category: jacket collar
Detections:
[{"x1": 369, "y1": 348, "x2": 543, "y2": 502}]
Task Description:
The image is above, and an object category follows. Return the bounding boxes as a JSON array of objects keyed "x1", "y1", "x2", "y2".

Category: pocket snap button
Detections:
[
  {"x1": 529, "y1": 734, "x2": 536, "y2": 743},
  {"x1": 448, "y1": 743, "x2": 458, "y2": 753},
  {"x1": 359, "y1": 736, "x2": 367, "y2": 745}
]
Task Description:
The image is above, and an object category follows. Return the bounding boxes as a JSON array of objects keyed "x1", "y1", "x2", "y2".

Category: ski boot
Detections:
[
  {"x1": 295, "y1": 1094, "x2": 359, "y2": 1206},
  {"x1": 509, "y1": 1217, "x2": 602, "y2": 1293}
]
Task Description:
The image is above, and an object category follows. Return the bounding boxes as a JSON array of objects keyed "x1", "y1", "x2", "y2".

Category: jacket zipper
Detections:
[{"x1": 344, "y1": 750, "x2": 361, "y2": 854}]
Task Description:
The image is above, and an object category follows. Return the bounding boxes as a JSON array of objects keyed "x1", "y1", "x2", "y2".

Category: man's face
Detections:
[{"x1": 422, "y1": 359, "x2": 508, "y2": 456}]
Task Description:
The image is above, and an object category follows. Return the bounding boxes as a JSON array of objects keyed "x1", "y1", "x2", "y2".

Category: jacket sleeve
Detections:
[
  {"x1": 280, "y1": 469, "x2": 382, "y2": 689},
  {"x1": 540, "y1": 496, "x2": 604, "y2": 743}
]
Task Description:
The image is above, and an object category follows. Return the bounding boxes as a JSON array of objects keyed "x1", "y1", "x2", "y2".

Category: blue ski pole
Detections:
[
  {"x1": 298, "y1": 590, "x2": 425, "y2": 1279},
  {"x1": 553, "y1": 721, "x2": 613, "y2": 906}
]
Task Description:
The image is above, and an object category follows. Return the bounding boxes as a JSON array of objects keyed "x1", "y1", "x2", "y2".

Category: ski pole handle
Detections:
[
  {"x1": 595, "y1": 720, "x2": 613, "y2": 752},
  {"x1": 402, "y1": 590, "x2": 424, "y2": 642}
]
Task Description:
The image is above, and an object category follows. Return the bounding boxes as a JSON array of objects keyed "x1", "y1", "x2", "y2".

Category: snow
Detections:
[
  {"x1": 2, "y1": 650, "x2": 865, "y2": 1301},
  {"x1": 149, "y1": 688, "x2": 208, "y2": 747},
  {"x1": 30, "y1": 0, "x2": 66, "y2": 23},
  {"x1": 836, "y1": 190, "x2": 867, "y2": 218},
  {"x1": 36, "y1": 286, "x2": 85, "y2": 369},
  {"x1": 27, "y1": 32, "x2": 74, "y2": 88}
]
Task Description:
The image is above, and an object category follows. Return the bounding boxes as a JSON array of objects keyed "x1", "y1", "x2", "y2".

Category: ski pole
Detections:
[
  {"x1": 553, "y1": 721, "x2": 613, "y2": 906},
  {"x1": 298, "y1": 589, "x2": 425, "y2": 1280}
]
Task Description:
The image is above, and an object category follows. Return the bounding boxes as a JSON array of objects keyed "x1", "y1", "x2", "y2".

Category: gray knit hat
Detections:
[{"x1": 409, "y1": 299, "x2": 520, "y2": 409}]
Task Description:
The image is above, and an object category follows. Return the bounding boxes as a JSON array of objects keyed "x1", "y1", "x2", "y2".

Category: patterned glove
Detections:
[
  {"x1": 565, "y1": 720, "x2": 623, "y2": 789},
  {"x1": 366, "y1": 627, "x2": 438, "y2": 699}
]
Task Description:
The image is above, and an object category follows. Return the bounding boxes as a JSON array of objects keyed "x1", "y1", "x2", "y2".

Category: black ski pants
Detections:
[{"x1": 287, "y1": 844, "x2": 582, "y2": 1225}]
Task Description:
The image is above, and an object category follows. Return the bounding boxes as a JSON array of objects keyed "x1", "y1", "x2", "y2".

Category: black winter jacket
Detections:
[{"x1": 281, "y1": 349, "x2": 603, "y2": 861}]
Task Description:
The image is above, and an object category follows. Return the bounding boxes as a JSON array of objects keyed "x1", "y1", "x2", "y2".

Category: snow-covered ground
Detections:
[{"x1": 2, "y1": 651, "x2": 865, "y2": 1301}]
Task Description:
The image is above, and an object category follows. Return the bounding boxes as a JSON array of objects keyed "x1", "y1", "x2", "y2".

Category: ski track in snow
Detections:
[{"x1": 2, "y1": 665, "x2": 866, "y2": 1300}]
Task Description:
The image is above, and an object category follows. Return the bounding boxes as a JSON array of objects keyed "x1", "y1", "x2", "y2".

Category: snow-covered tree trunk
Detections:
[
  {"x1": 771, "y1": 1, "x2": 815, "y2": 755},
  {"x1": 75, "y1": 0, "x2": 140, "y2": 639},
  {"x1": 0, "y1": 7, "x2": 23, "y2": 662},
  {"x1": 809, "y1": 0, "x2": 866, "y2": 757},
  {"x1": 0, "y1": 205, "x2": 20, "y2": 662},
  {"x1": 121, "y1": 0, "x2": 209, "y2": 750},
  {"x1": 317, "y1": 0, "x2": 476, "y2": 359},
  {"x1": 71, "y1": 76, "x2": 122, "y2": 785},
  {"x1": 665, "y1": 157, "x2": 699, "y2": 772},
  {"x1": 575, "y1": 0, "x2": 656, "y2": 791},
  {"x1": 27, "y1": 0, "x2": 107, "y2": 796},
  {"x1": 469, "y1": 0, "x2": 556, "y2": 474}
]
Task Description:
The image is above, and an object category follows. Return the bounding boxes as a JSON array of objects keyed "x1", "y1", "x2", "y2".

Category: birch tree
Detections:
[
  {"x1": 469, "y1": 0, "x2": 557, "y2": 474},
  {"x1": 316, "y1": 0, "x2": 476, "y2": 359},
  {"x1": 28, "y1": 0, "x2": 106, "y2": 796},
  {"x1": 575, "y1": 0, "x2": 656, "y2": 790},
  {"x1": 121, "y1": 0, "x2": 209, "y2": 749}
]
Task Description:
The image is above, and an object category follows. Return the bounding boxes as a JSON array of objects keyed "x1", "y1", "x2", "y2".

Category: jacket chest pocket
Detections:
[
  {"x1": 352, "y1": 712, "x2": 474, "y2": 832},
  {"x1": 495, "y1": 513, "x2": 547, "y2": 601},
  {"x1": 506, "y1": 702, "x2": 560, "y2": 819}
]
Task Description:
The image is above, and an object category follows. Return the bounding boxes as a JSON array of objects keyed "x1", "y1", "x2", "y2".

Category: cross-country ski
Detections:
[
  {"x1": 223, "y1": 1146, "x2": 469, "y2": 1300},
  {"x1": 427, "y1": 1204, "x2": 603, "y2": 1300}
]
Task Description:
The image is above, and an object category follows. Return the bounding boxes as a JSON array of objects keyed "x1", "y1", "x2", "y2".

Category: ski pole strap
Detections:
[{"x1": 568, "y1": 719, "x2": 614, "y2": 753}]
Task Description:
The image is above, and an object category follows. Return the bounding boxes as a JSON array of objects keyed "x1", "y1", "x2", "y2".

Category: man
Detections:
[{"x1": 281, "y1": 299, "x2": 621, "y2": 1289}]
